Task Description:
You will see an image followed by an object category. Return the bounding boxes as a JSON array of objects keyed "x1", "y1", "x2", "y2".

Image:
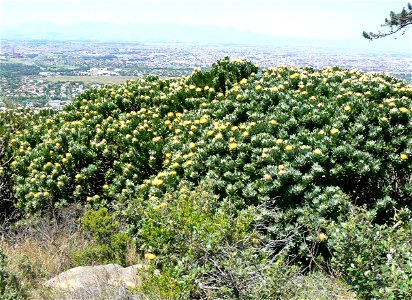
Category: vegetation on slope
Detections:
[{"x1": 1, "y1": 57, "x2": 412, "y2": 299}]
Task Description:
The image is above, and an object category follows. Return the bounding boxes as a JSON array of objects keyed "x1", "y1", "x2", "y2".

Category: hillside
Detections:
[{"x1": 1, "y1": 57, "x2": 412, "y2": 299}]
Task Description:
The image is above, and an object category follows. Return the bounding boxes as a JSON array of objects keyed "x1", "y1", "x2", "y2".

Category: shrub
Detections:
[
  {"x1": 0, "y1": 248, "x2": 27, "y2": 300},
  {"x1": 329, "y1": 206, "x2": 412, "y2": 299},
  {"x1": 4, "y1": 58, "x2": 412, "y2": 296},
  {"x1": 134, "y1": 182, "x2": 350, "y2": 299},
  {"x1": 188, "y1": 56, "x2": 259, "y2": 94},
  {"x1": 0, "y1": 108, "x2": 53, "y2": 222},
  {"x1": 73, "y1": 207, "x2": 133, "y2": 266}
]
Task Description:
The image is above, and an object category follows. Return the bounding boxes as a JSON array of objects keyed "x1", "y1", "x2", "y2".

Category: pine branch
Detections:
[{"x1": 363, "y1": 3, "x2": 412, "y2": 40}]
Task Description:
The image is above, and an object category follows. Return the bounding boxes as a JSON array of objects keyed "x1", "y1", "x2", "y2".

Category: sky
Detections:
[{"x1": 1, "y1": 0, "x2": 411, "y2": 51}]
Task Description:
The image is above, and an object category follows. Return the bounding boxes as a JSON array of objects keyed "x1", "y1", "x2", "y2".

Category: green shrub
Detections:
[
  {"x1": 329, "y1": 206, "x2": 412, "y2": 299},
  {"x1": 135, "y1": 182, "x2": 346, "y2": 299},
  {"x1": 0, "y1": 248, "x2": 27, "y2": 300},
  {"x1": 81, "y1": 207, "x2": 118, "y2": 243},
  {"x1": 4, "y1": 59, "x2": 412, "y2": 296},
  {"x1": 73, "y1": 207, "x2": 132, "y2": 266},
  {"x1": 188, "y1": 56, "x2": 259, "y2": 94},
  {"x1": 0, "y1": 108, "x2": 53, "y2": 220}
]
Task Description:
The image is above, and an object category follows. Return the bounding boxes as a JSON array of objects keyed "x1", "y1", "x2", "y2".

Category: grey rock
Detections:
[{"x1": 45, "y1": 263, "x2": 146, "y2": 299}]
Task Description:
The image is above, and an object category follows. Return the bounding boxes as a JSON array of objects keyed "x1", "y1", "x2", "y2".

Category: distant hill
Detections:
[{"x1": 2, "y1": 22, "x2": 408, "y2": 51}]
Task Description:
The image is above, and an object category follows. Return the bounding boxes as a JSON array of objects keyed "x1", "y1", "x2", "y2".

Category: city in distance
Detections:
[{"x1": 0, "y1": 35, "x2": 411, "y2": 110}]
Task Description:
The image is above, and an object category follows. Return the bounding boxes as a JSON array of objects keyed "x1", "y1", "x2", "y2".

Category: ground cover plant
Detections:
[{"x1": 1, "y1": 57, "x2": 412, "y2": 299}]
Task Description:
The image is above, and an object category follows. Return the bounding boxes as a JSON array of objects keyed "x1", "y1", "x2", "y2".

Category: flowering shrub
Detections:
[
  {"x1": 3, "y1": 58, "x2": 412, "y2": 297},
  {"x1": 0, "y1": 108, "x2": 54, "y2": 220}
]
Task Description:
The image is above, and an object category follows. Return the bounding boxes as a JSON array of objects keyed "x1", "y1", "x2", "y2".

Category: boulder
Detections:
[{"x1": 45, "y1": 264, "x2": 145, "y2": 299}]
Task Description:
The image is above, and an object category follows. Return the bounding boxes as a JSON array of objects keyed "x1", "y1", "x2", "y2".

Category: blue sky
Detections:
[{"x1": 1, "y1": 0, "x2": 411, "y2": 51}]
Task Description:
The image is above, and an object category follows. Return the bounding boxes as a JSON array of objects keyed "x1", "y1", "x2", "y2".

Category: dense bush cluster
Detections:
[
  {"x1": 0, "y1": 108, "x2": 54, "y2": 222},
  {"x1": 1, "y1": 57, "x2": 412, "y2": 298}
]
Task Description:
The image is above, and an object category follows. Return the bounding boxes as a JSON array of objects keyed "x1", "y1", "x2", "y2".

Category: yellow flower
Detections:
[
  {"x1": 152, "y1": 178, "x2": 164, "y2": 186},
  {"x1": 285, "y1": 145, "x2": 293, "y2": 151},
  {"x1": 400, "y1": 154, "x2": 408, "y2": 160},
  {"x1": 276, "y1": 138, "x2": 283, "y2": 145},
  {"x1": 313, "y1": 148, "x2": 322, "y2": 155},
  {"x1": 270, "y1": 120, "x2": 278, "y2": 125},
  {"x1": 330, "y1": 128, "x2": 339, "y2": 135},
  {"x1": 189, "y1": 142, "x2": 196, "y2": 149},
  {"x1": 344, "y1": 105, "x2": 351, "y2": 111},
  {"x1": 242, "y1": 131, "x2": 249, "y2": 137},
  {"x1": 264, "y1": 174, "x2": 272, "y2": 181},
  {"x1": 156, "y1": 202, "x2": 167, "y2": 209},
  {"x1": 381, "y1": 116, "x2": 388, "y2": 122},
  {"x1": 229, "y1": 143, "x2": 238, "y2": 150},
  {"x1": 399, "y1": 107, "x2": 409, "y2": 113},
  {"x1": 255, "y1": 85, "x2": 262, "y2": 91},
  {"x1": 207, "y1": 130, "x2": 214, "y2": 136},
  {"x1": 278, "y1": 164, "x2": 285, "y2": 170},
  {"x1": 240, "y1": 78, "x2": 248, "y2": 84},
  {"x1": 145, "y1": 253, "x2": 156, "y2": 260},
  {"x1": 318, "y1": 233, "x2": 328, "y2": 241}
]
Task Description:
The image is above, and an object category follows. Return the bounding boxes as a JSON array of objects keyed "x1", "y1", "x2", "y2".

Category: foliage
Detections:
[
  {"x1": 135, "y1": 182, "x2": 255, "y2": 297},
  {"x1": 0, "y1": 248, "x2": 27, "y2": 300},
  {"x1": 73, "y1": 207, "x2": 132, "y2": 266},
  {"x1": 363, "y1": 3, "x2": 412, "y2": 40},
  {"x1": 188, "y1": 56, "x2": 259, "y2": 94},
  {"x1": 0, "y1": 63, "x2": 40, "y2": 78},
  {"x1": 1, "y1": 58, "x2": 412, "y2": 297},
  {"x1": 329, "y1": 205, "x2": 412, "y2": 299},
  {"x1": 0, "y1": 108, "x2": 54, "y2": 222},
  {"x1": 137, "y1": 183, "x2": 351, "y2": 299}
]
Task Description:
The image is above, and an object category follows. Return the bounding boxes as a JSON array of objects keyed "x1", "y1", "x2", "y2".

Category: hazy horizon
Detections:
[{"x1": 1, "y1": 0, "x2": 412, "y2": 52}]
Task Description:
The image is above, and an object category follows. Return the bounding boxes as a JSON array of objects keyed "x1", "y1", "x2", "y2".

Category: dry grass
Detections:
[
  {"x1": 0, "y1": 204, "x2": 93, "y2": 299},
  {"x1": 0, "y1": 204, "x2": 144, "y2": 299}
]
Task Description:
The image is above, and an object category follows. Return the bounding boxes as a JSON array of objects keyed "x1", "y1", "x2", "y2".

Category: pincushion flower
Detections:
[
  {"x1": 229, "y1": 143, "x2": 238, "y2": 150},
  {"x1": 152, "y1": 178, "x2": 164, "y2": 186},
  {"x1": 145, "y1": 253, "x2": 156, "y2": 260},
  {"x1": 264, "y1": 174, "x2": 272, "y2": 181},
  {"x1": 313, "y1": 149, "x2": 322, "y2": 155}
]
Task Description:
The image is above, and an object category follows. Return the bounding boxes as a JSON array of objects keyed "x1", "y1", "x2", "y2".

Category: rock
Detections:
[{"x1": 45, "y1": 263, "x2": 146, "y2": 299}]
